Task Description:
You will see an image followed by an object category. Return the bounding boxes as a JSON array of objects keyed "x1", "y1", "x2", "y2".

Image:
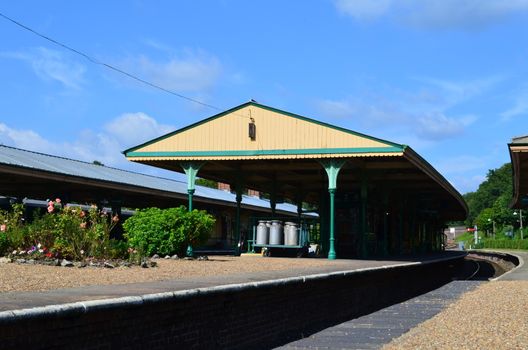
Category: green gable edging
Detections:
[
  {"x1": 126, "y1": 146, "x2": 404, "y2": 158},
  {"x1": 122, "y1": 101, "x2": 403, "y2": 154}
]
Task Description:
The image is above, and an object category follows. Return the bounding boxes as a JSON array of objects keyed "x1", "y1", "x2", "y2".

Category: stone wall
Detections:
[{"x1": 0, "y1": 257, "x2": 462, "y2": 350}]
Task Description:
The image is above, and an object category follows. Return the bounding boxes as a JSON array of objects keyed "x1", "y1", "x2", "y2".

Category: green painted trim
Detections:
[
  {"x1": 328, "y1": 188, "x2": 337, "y2": 260},
  {"x1": 127, "y1": 146, "x2": 403, "y2": 158},
  {"x1": 122, "y1": 101, "x2": 404, "y2": 155},
  {"x1": 320, "y1": 159, "x2": 347, "y2": 190},
  {"x1": 187, "y1": 189, "x2": 195, "y2": 211},
  {"x1": 180, "y1": 161, "x2": 204, "y2": 191}
]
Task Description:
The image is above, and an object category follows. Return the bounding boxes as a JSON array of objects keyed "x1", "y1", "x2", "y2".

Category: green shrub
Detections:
[
  {"x1": 27, "y1": 210, "x2": 60, "y2": 251},
  {"x1": 123, "y1": 207, "x2": 186, "y2": 257},
  {"x1": 52, "y1": 205, "x2": 120, "y2": 260},
  {"x1": 0, "y1": 203, "x2": 26, "y2": 253},
  {"x1": 0, "y1": 233, "x2": 8, "y2": 256},
  {"x1": 106, "y1": 239, "x2": 129, "y2": 260},
  {"x1": 480, "y1": 238, "x2": 528, "y2": 250},
  {"x1": 179, "y1": 209, "x2": 216, "y2": 247},
  {"x1": 123, "y1": 206, "x2": 215, "y2": 257}
]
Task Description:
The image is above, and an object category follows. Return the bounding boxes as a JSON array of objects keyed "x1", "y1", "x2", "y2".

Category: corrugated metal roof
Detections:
[
  {"x1": 512, "y1": 135, "x2": 528, "y2": 144},
  {"x1": 0, "y1": 145, "x2": 301, "y2": 214}
]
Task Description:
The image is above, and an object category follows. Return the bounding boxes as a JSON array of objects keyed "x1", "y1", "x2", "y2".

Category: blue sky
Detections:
[{"x1": 1, "y1": 1, "x2": 527, "y2": 194}]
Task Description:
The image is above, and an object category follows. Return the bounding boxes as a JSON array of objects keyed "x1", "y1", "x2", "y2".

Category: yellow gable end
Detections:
[{"x1": 134, "y1": 105, "x2": 392, "y2": 153}]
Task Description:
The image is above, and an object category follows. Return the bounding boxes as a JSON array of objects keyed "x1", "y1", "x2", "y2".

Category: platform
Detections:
[{"x1": 0, "y1": 252, "x2": 464, "y2": 312}]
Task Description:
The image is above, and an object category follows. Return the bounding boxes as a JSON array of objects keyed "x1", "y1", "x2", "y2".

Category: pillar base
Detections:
[{"x1": 186, "y1": 244, "x2": 194, "y2": 258}]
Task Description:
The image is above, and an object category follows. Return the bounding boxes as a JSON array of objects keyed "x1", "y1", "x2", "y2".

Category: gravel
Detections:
[
  {"x1": 0, "y1": 255, "x2": 344, "y2": 293},
  {"x1": 383, "y1": 281, "x2": 528, "y2": 350}
]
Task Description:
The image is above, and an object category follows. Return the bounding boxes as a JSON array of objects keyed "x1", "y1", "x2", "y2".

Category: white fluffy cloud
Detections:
[
  {"x1": 317, "y1": 97, "x2": 475, "y2": 142},
  {"x1": 315, "y1": 76, "x2": 502, "y2": 143},
  {"x1": 0, "y1": 123, "x2": 59, "y2": 152},
  {"x1": 500, "y1": 88, "x2": 528, "y2": 121},
  {"x1": 104, "y1": 112, "x2": 174, "y2": 147},
  {"x1": 416, "y1": 113, "x2": 476, "y2": 140},
  {"x1": 0, "y1": 112, "x2": 174, "y2": 169},
  {"x1": 335, "y1": 0, "x2": 528, "y2": 29},
  {"x1": 1, "y1": 47, "x2": 86, "y2": 89},
  {"x1": 335, "y1": 0, "x2": 392, "y2": 21},
  {"x1": 119, "y1": 50, "x2": 222, "y2": 92}
]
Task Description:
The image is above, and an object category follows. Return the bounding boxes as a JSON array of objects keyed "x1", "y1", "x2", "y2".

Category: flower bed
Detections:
[{"x1": 0, "y1": 200, "x2": 215, "y2": 264}]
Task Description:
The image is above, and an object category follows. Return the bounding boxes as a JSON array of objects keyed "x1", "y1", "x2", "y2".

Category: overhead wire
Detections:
[{"x1": 0, "y1": 11, "x2": 251, "y2": 118}]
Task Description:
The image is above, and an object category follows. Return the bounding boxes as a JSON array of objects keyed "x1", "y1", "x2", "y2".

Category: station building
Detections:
[{"x1": 124, "y1": 101, "x2": 467, "y2": 259}]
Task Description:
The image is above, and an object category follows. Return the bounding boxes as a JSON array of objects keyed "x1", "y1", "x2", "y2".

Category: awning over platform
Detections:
[
  {"x1": 125, "y1": 101, "x2": 466, "y2": 220},
  {"x1": 124, "y1": 101, "x2": 467, "y2": 258},
  {"x1": 509, "y1": 135, "x2": 528, "y2": 208}
]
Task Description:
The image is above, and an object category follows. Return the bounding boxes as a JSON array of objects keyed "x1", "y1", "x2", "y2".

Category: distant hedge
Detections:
[{"x1": 479, "y1": 239, "x2": 528, "y2": 250}]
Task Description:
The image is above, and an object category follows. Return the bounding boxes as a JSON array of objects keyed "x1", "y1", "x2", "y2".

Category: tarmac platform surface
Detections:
[{"x1": 276, "y1": 249, "x2": 528, "y2": 349}]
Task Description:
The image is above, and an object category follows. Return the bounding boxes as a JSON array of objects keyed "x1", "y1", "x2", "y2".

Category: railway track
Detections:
[{"x1": 460, "y1": 256, "x2": 505, "y2": 280}]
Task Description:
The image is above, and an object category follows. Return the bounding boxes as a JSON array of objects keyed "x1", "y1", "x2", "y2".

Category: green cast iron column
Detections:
[
  {"x1": 382, "y1": 192, "x2": 389, "y2": 257},
  {"x1": 296, "y1": 192, "x2": 303, "y2": 222},
  {"x1": 235, "y1": 190, "x2": 242, "y2": 256},
  {"x1": 360, "y1": 177, "x2": 368, "y2": 258},
  {"x1": 180, "y1": 161, "x2": 204, "y2": 257},
  {"x1": 187, "y1": 189, "x2": 195, "y2": 211},
  {"x1": 329, "y1": 188, "x2": 336, "y2": 259},
  {"x1": 398, "y1": 203, "x2": 404, "y2": 255},
  {"x1": 270, "y1": 196, "x2": 277, "y2": 219},
  {"x1": 320, "y1": 159, "x2": 346, "y2": 260},
  {"x1": 410, "y1": 209, "x2": 416, "y2": 254}
]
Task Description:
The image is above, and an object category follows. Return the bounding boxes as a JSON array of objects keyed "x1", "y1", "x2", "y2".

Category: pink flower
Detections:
[
  {"x1": 47, "y1": 205, "x2": 54, "y2": 213},
  {"x1": 112, "y1": 215, "x2": 119, "y2": 223},
  {"x1": 0, "y1": 224, "x2": 5, "y2": 232},
  {"x1": 55, "y1": 198, "x2": 61, "y2": 203},
  {"x1": 80, "y1": 222, "x2": 87, "y2": 229},
  {"x1": 80, "y1": 211, "x2": 86, "y2": 218},
  {"x1": 48, "y1": 201, "x2": 54, "y2": 207}
]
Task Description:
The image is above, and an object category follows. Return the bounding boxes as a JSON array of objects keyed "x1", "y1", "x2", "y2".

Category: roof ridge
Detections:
[{"x1": 124, "y1": 101, "x2": 404, "y2": 155}]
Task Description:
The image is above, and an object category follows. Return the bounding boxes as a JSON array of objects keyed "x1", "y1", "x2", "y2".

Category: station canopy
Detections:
[
  {"x1": 124, "y1": 101, "x2": 467, "y2": 221},
  {"x1": 509, "y1": 135, "x2": 528, "y2": 208}
]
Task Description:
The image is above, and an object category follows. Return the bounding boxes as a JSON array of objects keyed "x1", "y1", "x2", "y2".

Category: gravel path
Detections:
[
  {"x1": 0, "y1": 255, "x2": 346, "y2": 293},
  {"x1": 383, "y1": 281, "x2": 528, "y2": 350}
]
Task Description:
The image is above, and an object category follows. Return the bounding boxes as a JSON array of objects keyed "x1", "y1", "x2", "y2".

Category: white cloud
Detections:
[
  {"x1": 119, "y1": 50, "x2": 222, "y2": 92},
  {"x1": 434, "y1": 155, "x2": 489, "y2": 175},
  {"x1": 335, "y1": 0, "x2": 392, "y2": 21},
  {"x1": 0, "y1": 123, "x2": 59, "y2": 153},
  {"x1": 0, "y1": 112, "x2": 175, "y2": 170},
  {"x1": 316, "y1": 99, "x2": 357, "y2": 119},
  {"x1": 316, "y1": 93, "x2": 477, "y2": 142},
  {"x1": 416, "y1": 76, "x2": 503, "y2": 107},
  {"x1": 334, "y1": 0, "x2": 528, "y2": 30},
  {"x1": 500, "y1": 88, "x2": 528, "y2": 121},
  {"x1": 104, "y1": 112, "x2": 174, "y2": 147},
  {"x1": 449, "y1": 174, "x2": 487, "y2": 194},
  {"x1": 1, "y1": 47, "x2": 86, "y2": 89},
  {"x1": 416, "y1": 113, "x2": 476, "y2": 140}
]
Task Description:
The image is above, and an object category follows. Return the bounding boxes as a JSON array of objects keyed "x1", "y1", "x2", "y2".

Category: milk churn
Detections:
[
  {"x1": 269, "y1": 220, "x2": 283, "y2": 245},
  {"x1": 256, "y1": 220, "x2": 269, "y2": 245}
]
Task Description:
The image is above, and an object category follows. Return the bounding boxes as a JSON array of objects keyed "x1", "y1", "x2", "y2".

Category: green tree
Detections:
[
  {"x1": 464, "y1": 163, "x2": 512, "y2": 226},
  {"x1": 196, "y1": 178, "x2": 218, "y2": 189}
]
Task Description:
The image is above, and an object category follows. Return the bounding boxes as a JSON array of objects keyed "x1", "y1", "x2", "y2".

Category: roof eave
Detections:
[{"x1": 403, "y1": 146, "x2": 468, "y2": 217}]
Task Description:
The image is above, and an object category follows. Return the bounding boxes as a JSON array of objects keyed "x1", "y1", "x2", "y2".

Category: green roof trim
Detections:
[
  {"x1": 122, "y1": 101, "x2": 403, "y2": 154},
  {"x1": 126, "y1": 146, "x2": 404, "y2": 158}
]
